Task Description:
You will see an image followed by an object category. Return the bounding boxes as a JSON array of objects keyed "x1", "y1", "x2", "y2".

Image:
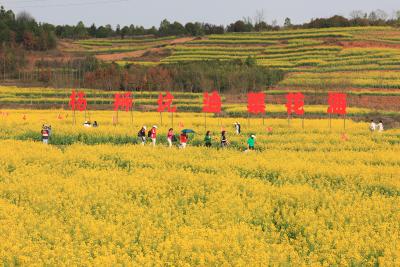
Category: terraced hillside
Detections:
[{"x1": 104, "y1": 27, "x2": 400, "y2": 93}]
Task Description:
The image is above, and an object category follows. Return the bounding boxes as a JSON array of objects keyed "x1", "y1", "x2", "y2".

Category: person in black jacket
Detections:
[{"x1": 137, "y1": 126, "x2": 147, "y2": 145}]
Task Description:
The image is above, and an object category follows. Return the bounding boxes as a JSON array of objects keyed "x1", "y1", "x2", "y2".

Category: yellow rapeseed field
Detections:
[{"x1": 0, "y1": 110, "x2": 399, "y2": 266}]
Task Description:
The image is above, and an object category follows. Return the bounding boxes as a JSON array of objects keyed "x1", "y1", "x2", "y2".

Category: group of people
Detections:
[
  {"x1": 40, "y1": 119, "x2": 382, "y2": 148},
  {"x1": 370, "y1": 120, "x2": 384, "y2": 132},
  {"x1": 83, "y1": 121, "x2": 98, "y2": 128},
  {"x1": 137, "y1": 123, "x2": 256, "y2": 150}
]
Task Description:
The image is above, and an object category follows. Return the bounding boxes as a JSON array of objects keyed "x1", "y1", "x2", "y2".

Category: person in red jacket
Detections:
[
  {"x1": 150, "y1": 125, "x2": 157, "y2": 146},
  {"x1": 179, "y1": 132, "x2": 188, "y2": 149}
]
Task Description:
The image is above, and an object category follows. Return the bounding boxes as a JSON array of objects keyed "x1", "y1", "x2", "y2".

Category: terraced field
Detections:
[
  {"x1": 76, "y1": 27, "x2": 400, "y2": 95},
  {"x1": 156, "y1": 27, "x2": 400, "y2": 93}
]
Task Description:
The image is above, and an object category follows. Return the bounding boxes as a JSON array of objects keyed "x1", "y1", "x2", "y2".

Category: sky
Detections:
[{"x1": 1, "y1": 0, "x2": 399, "y2": 28}]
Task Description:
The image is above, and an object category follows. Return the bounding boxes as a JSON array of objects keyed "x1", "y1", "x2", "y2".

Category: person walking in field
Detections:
[
  {"x1": 369, "y1": 120, "x2": 376, "y2": 131},
  {"x1": 179, "y1": 132, "x2": 188, "y2": 149},
  {"x1": 221, "y1": 131, "x2": 228, "y2": 148},
  {"x1": 247, "y1": 134, "x2": 256, "y2": 150},
  {"x1": 167, "y1": 128, "x2": 174, "y2": 148},
  {"x1": 41, "y1": 125, "x2": 49, "y2": 145},
  {"x1": 234, "y1": 122, "x2": 241, "y2": 135},
  {"x1": 149, "y1": 125, "x2": 157, "y2": 146},
  {"x1": 137, "y1": 126, "x2": 147, "y2": 145},
  {"x1": 377, "y1": 120, "x2": 384, "y2": 132},
  {"x1": 204, "y1": 131, "x2": 212, "y2": 147}
]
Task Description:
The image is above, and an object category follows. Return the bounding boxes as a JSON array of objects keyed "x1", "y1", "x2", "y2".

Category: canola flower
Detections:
[{"x1": 0, "y1": 109, "x2": 399, "y2": 266}]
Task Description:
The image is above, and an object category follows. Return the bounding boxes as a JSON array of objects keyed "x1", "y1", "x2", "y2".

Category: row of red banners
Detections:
[{"x1": 69, "y1": 90, "x2": 347, "y2": 115}]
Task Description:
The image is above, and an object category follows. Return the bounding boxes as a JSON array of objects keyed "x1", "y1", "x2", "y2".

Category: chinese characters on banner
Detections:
[
  {"x1": 157, "y1": 92, "x2": 177, "y2": 126},
  {"x1": 157, "y1": 92, "x2": 176, "y2": 113},
  {"x1": 69, "y1": 90, "x2": 87, "y2": 112},
  {"x1": 203, "y1": 91, "x2": 222, "y2": 129},
  {"x1": 113, "y1": 92, "x2": 134, "y2": 125},
  {"x1": 327, "y1": 92, "x2": 347, "y2": 129},
  {"x1": 286, "y1": 92, "x2": 305, "y2": 128},
  {"x1": 114, "y1": 92, "x2": 133, "y2": 112},
  {"x1": 327, "y1": 93, "x2": 347, "y2": 115},
  {"x1": 69, "y1": 90, "x2": 87, "y2": 125},
  {"x1": 286, "y1": 92, "x2": 305, "y2": 116},
  {"x1": 203, "y1": 91, "x2": 222, "y2": 113},
  {"x1": 67, "y1": 90, "x2": 348, "y2": 128},
  {"x1": 247, "y1": 92, "x2": 266, "y2": 114}
]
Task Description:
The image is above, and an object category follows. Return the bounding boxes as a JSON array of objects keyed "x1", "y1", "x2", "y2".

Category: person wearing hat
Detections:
[
  {"x1": 247, "y1": 134, "x2": 256, "y2": 150},
  {"x1": 137, "y1": 125, "x2": 147, "y2": 145},
  {"x1": 150, "y1": 125, "x2": 158, "y2": 146}
]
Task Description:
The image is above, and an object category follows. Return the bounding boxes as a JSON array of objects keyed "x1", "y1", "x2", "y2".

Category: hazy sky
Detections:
[{"x1": 2, "y1": 0, "x2": 399, "y2": 27}]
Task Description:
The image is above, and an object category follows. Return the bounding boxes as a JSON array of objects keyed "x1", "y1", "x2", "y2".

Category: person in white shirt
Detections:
[
  {"x1": 377, "y1": 120, "x2": 384, "y2": 132},
  {"x1": 234, "y1": 122, "x2": 241, "y2": 135},
  {"x1": 369, "y1": 120, "x2": 376, "y2": 132}
]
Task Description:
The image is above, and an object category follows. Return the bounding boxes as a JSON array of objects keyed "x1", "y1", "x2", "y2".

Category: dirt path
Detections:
[{"x1": 95, "y1": 37, "x2": 195, "y2": 61}]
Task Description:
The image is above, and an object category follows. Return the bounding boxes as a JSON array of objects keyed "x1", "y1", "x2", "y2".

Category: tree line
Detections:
[
  {"x1": 0, "y1": 7, "x2": 56, "y2": 51},
  {"x1": 13, "y1": 57, "x2": 284, "y2": 94},
  {"x1": 2, "y1": 6, "x2": 400, "y2": 48},
  {"x1": 55, "y1": 10, "x2": 400, "y2": 39}
]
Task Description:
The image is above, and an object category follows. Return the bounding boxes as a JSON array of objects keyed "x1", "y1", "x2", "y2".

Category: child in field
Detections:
[
  {"x1": 150, "y1": 125, "x2": 157, "y2": 146},
  {"x1": 221, "y1": 131, "x2": 228, "y2": 148},
  {"x1": 83, "y1": 121, "x2": 91, "y2": 127},
  {"x1": 93, "y1": 121, "x2": 98, "y2": 127},
  {"x1": 369, "y1": 120, "x2": 376, "y2": 131},
  {"x1": 41, "y1": 125, "x2": 49, "y2": 144},
  {"x1": 247, "y1": 134, "x2": 256, "y2": 150},
  {"x1": 138, "y1": 126, "x2": 147, "y2": 145},
  {"x1": 167, "y1": 128, "x2": 174, "y2": 148},
  {"x1": 204, "y1": 131, "x2": 212, "y2": 147},
  {"x1": 180, "y1": 132, "x2": 188, "y2": 149},
  {"x1": 377, "y1": 120, "x2": 384, "y2": 132}
]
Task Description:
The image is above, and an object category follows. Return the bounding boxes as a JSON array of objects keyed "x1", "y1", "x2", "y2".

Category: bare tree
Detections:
[
  {"x1": 254, "y1": 9, "x2": 266, "y2": 25},
  {"x1": 375, "y1": 9, "x2": 389, "y2": 21},
  {"x1": 349, "y1": 10, "x2": 365, "y2": 19},
  {"x1": 393, "y1": 10, "x2": 400, "y2": 20}
]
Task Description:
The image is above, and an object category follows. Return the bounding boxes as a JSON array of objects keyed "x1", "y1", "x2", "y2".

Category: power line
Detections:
[
  {"x1": 4, "y1": 0, "x2": 130, "y2": 9},
  {"x1": 2, "y1": 0, "x2": 51, "y2": 3}
]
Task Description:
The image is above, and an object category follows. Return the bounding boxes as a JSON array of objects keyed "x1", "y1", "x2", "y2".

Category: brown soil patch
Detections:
[
  {"x1": 95, "y1": 37, "x2": 195, "y2": 61},
  {"x1": 339, "y1": 41, "x2": 400, "y2": 49}
]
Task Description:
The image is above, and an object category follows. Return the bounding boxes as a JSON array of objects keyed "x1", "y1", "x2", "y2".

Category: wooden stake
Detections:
[
  {"x1": 302, "y1": 115, "x2": 305, "y2": 129},
  {"x1": 204, "y1": 112, "x2": 207, "y2": 131},
  {"x1": 160, "y1": 112, "x2": 163, "y2": 126},
  {"x1": 130, "y1": 108, "x2": 134, "y2": 126},
  {"x1": 73, "y1": 109, "x2": 76, "y2": 125}
]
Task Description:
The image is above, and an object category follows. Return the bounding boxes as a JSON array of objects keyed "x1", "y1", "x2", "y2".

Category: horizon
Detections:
[{"x1": 1, "y1": 0, "x2": 399, "y2": 28}]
